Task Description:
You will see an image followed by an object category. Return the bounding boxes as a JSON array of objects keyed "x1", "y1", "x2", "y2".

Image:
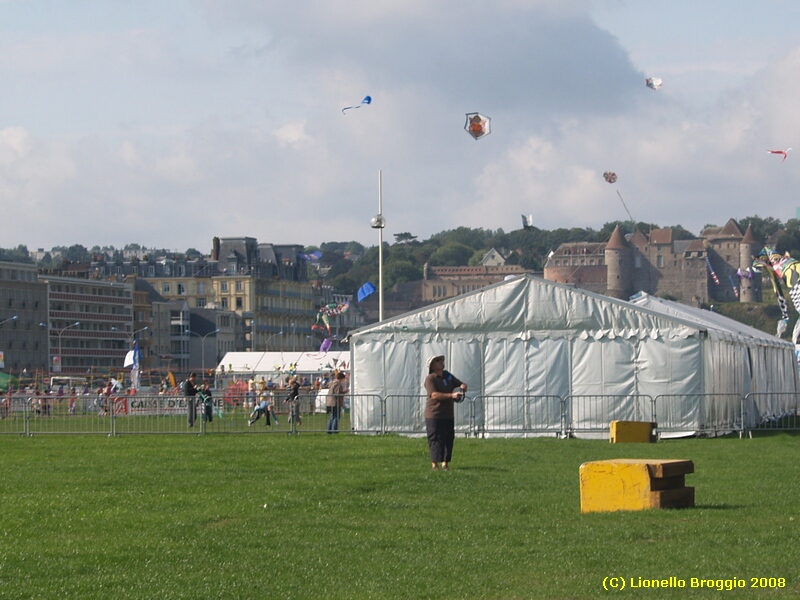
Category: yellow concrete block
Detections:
[
  {"x1": 609, "y1": 420, "x2": 657, "y2": 443},
  {"x1": 579, "y1": 459, "x2": 694, "y2": 514}
]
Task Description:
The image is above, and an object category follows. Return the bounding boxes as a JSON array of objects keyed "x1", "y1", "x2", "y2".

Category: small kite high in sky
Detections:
[
  {"x1": 645, "y1": 77, "x2": 662, "y2": 90},
  {"x1": 465, "y1": 113, "x2": 491, "y2": 140},
  {"x1": 342, "y1": 95, "x2": 372, "y2": 114},
  {"x1": 767, "y1": 148, "x2": 792, "y2": 162},
  {"x1": 521, "y1": 214, "x2": 533, "y2": 231},
  {"x1": 603, "y1": 171, "x2": 617, "y2": 184}
]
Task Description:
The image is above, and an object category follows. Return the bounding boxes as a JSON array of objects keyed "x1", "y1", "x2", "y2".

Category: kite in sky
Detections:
[
  {"x1": 465, "y1": 113, "x2": 491, "y2": 140},
  {"x1": 299, "y1": 250, "x2": 322, "y2": 261},
  {"x1": 311, "y1": 302, "x2": 350, "y2": 336},
  {"x1": 603, "y1": 171, "x2": 617, "y2": 184},
  {"x1": 521, "y1": 214, "x2": 533, "y2": 231},
  {"x1": 342, "y1": 95, "x2": 372, "y2": 114},
  {"x1": 767, "y1": 148, "x2": 792, "y2": 162},
  {"x1": 357, "y1": 282, "x2": 376, "y2": 302},
  {"x1": 645, "y1": 77, "x2": 662, "y2": 90}
]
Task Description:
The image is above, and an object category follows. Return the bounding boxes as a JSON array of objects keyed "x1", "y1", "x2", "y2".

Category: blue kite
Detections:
[
  {"x1": 357, "y1": 282, "x2": 376, "y2": 302},
  {"x1": 342, "y1": 95, "x2": 372, "y2": 114}
]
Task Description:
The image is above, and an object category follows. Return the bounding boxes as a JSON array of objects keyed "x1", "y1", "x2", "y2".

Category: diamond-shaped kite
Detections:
[{"x1": 465, "y1": 112, "x2": 491, "y2": 140}]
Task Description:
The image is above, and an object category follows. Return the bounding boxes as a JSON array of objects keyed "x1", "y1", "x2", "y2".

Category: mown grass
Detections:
[{"x1": 0, "y1": 434, "x2": 798, "y2": 599}]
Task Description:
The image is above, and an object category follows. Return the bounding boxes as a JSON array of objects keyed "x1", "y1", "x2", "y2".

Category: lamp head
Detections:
[{"x1": 370, "y1": 214, "x2": 386, "y2": 229}]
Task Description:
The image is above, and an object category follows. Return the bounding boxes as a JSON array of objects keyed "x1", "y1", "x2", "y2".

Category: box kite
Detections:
[{"x1": 465, "y1": 113, "x2": 491, "y2": 140}]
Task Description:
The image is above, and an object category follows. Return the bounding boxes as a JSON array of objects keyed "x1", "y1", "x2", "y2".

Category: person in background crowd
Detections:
[
  {"x1": 185, "y1": 372, "x2": 198, "y2": 428},
  {"x1": 326, "y1": 372, "x2": 347, "y2": 434},
  {"x1": 248, "y1": 396, "x2": 271, "y2": 427},
  {"x1": 285, "y1": 376, "x2": 302, "y2": 427},
  {"x1": 68, "y1": 387, "x2": 77, "y2": 415},
  {"x1": 199, "y1": 380, "x2": 214, "y2": 424}
]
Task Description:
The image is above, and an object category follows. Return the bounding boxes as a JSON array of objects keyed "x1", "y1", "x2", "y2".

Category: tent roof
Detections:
[
  {"x1": 350, "y1": 275, "x2": 790, "y2": 349},
  {"x1": 629, "y1": 292, "x2": 789, "y2": 348},
  {"x1": 218, "y1": 351, "x2": 350, "y2": 375}
]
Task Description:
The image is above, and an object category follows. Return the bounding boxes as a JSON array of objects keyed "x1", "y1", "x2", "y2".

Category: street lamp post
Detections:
[
  {"x1": 129, "y1": 326, "x2": 149, "y2": 344},
  {"x1": 264, "y1": 331, "x2": 284, "y2": 351},
  {"x1": 55, "y1": 321, "x2": 80, "y2": 374},
  {"x1": 370, "y1": 170, "x2": 386, "y2": 322},
  {"x1": 186, "y1": 329, "x2": 220, "y2": 375},
  {"x1": 0, "y1": 315, "x2": 18, "y2": 327}
]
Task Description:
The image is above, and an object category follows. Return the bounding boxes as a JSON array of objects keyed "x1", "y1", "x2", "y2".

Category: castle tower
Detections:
[
  {"x1": 739, "y1": 224, "x2": 760, "y2": 303},
  {"x1": 605, "y1": 225, "x2": 632, "y2": 300}
]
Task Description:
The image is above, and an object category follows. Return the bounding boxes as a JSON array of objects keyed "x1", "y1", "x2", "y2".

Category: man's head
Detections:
[{"x1": 426, "y1": 355, "x2": 445, "y2": 373}]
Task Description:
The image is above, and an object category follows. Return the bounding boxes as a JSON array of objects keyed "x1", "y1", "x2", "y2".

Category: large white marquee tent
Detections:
[{"x1": 349, "y1": 275, "x2": 797, "y2": 436}]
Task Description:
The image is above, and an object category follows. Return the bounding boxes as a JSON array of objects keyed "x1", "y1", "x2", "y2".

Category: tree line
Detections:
[{"x1": 3, "y1": 215, "x2": 800, "y2": 298}]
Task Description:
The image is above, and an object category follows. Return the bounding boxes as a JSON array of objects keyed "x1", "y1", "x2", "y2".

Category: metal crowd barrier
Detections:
[
  {"x1": 472, "y1": 395, "x2": 564, "y2": 437},
  {"x1": 2, "y1": 391, "x2": 799, "y2": 437},
  {"x1": 564, "y1": 394, "x2": 654, "y2": 438},
  {"x1": 742, "y1": 392, "x2": 800, "y2": 437}
]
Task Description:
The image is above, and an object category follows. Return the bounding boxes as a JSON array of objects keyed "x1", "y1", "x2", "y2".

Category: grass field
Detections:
[{"x1": 1, "y1": 433, "x2": 798, "y2": 599}]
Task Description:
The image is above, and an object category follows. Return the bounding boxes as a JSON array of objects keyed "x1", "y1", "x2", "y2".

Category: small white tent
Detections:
[
  {"x1": 349, "y1": 276, "x2": 797, "y2": 436},
  {"x1": 217, "y1": 351, "x2": 350, "y2": 378}
]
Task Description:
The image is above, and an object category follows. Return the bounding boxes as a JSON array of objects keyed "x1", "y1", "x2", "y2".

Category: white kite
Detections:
[{"x1": 645, "y1": 77, "x2": 663, "y2": 91}]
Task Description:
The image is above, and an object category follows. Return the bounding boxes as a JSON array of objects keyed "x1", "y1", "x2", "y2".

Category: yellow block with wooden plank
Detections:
[{"x1": 579, "y1": 459, "x2": 694, "y2": 513}]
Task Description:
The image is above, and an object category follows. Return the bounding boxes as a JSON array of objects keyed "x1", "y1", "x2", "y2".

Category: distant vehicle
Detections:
[{"x1": 49, "y1": 376, "x2": 89, "y2": 393}]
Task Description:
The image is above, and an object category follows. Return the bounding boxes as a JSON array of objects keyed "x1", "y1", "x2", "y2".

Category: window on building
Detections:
[
  {"x1": 162, "y1": 283, "x2": 170, "y2": 294},
  {"x1": 177, "y1": 283, "x2": 185, "y2": 295},
  {"x1": 236, "y1": 281, "x2": 243, "y2": 292},
  {"x1": 197, "y1": 298, "x2": 206, "y2": 308},
  {"x1": 236, "y1": 297, "x2": 243, "y2": 309},
  {"x1": 656, "y1": 255, "x2": 664, "y2": 268},
  {"x1": 221, "y1": 282, "x2": 228, "y2": 293},
  {"x1": 197, "y1": 282, "x2": 205, "y2": 294},
  {"x1": 178, "y1": 265, "x2": 185, "y2": 276}
]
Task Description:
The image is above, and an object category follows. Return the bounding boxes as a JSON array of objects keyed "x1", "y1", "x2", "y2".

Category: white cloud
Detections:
[{"x1": 0, "y1": 1, "x2": 799, "y2": 252}]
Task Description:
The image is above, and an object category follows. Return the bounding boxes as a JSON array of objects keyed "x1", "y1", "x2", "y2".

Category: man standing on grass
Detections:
[
  {"x1": 185, "y1": 372, "x2": 198, "y2": 428},
  {"x1": 326, "y1": 372, "x2": 347, "y2": 434}
]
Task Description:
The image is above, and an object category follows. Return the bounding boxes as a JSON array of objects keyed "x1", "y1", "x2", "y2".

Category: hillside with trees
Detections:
[{"x1": 311, "y1": 216, "x2": 798, "y2": 297}]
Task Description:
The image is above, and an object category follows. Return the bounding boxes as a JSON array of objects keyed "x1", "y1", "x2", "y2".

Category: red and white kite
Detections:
[{"x1": 767, "y1": 148, "x2": 792, "y2": 162}]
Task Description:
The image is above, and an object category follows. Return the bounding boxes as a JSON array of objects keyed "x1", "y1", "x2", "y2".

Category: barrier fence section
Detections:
[
  {"x1": 564, "y1": 394, "x2": 654, "y2": 437},
  {"x1": 743, "y1": 392, "x2": 800, "y2": 436},
  {"x1": 473, "y1": 395, "x2": 564, "y2": 437},
  {"x1": 654, "y1": 393, "x2": 743, "y2": 436},
  {"x1": 382, "y1": 395, "x2": 427, "y2": 435},
  {"x1": 0, "y1": 396, "x2": 27, "y2": 435},
  {"x1": 2, "y1": 390, "x2": 798, "y2": 437}
]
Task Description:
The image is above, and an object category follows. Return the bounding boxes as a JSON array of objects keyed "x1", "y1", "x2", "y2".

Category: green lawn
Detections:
[{"x1": 0, "y1": 434, "x2": 798, "y2": 598}]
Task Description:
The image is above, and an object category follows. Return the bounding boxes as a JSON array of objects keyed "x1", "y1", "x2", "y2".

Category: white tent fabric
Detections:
[
  {"x1": 217, "y1": 351, "x2": 350, "y2": 377},
  {"x1": 349, "y1": 276, "x2": 798, "y2": 436}
]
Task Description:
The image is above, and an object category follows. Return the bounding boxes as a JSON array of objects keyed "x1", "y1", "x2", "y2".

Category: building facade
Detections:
[
  {"x1": 543, "y1": 219, "x2": 762, "y2": 305},
  {"x1": 37, "y1": 275, "x2": 134, "y2": 374},
  {"x1": 0, "y1": 261, "x2": 49, "y2": 373}
]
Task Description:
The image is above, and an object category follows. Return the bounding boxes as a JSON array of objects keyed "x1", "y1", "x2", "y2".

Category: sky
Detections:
[{"x1": 1, "y1": 0, "x2": 799, "y2": 254}]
